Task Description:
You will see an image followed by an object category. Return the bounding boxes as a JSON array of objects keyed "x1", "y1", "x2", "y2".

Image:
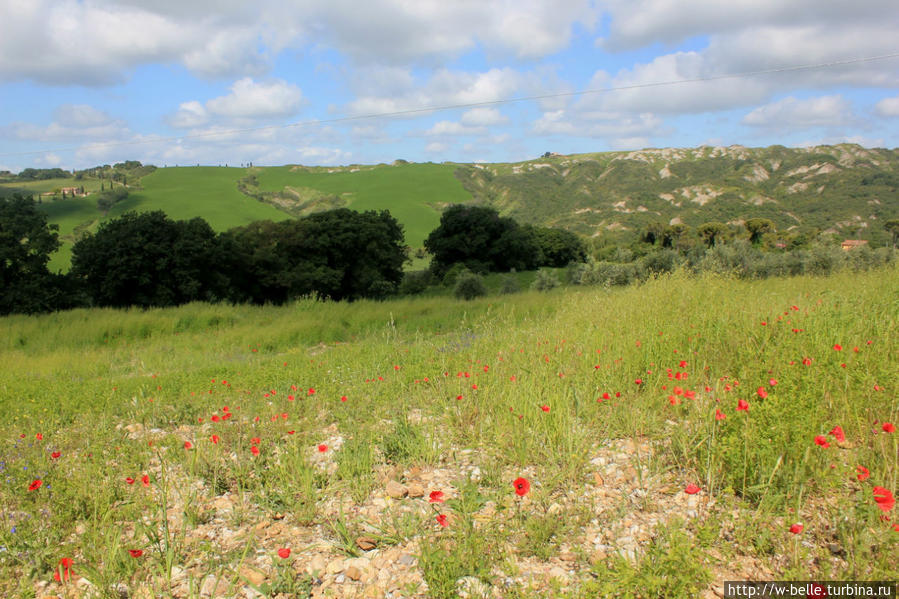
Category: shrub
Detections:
[
  {"x1": 531, "y1": 268, "x2": 560, "y2": 291},
  {"x1": 453, "y1": 271, "x2": 487, "y2": 300}
]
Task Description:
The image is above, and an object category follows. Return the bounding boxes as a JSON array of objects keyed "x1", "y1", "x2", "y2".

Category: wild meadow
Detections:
[{"x1": 0, "y1": 268, "x2": 896, "y2": 598}]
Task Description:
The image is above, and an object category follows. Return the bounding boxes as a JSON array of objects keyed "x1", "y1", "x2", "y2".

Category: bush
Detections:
[
  {"x1": 453, "y1": 271, "x2": 487, "y2": 300},
  {"x1": 399, "y1": 269, "x2": 435, "y2": 296},
  {"x1": 499, "y1": 273, "x2": 520, "y2": 295},
  {"x1": 531, "y1": 268, "x2": 560, "y2": 291}
]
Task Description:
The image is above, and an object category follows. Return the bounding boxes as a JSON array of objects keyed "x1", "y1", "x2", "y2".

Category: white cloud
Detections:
[
  {"x1": 167, "y1": 79, "x2": 303, "y2": 128},
  {"x1": 0, "y1": 0, "x2": 598, "y2": 86},
  {"x1": 533, "y1": 109, "x2": 663, "y2": 140},
  {"x1": 742, "y1": 95, "x2": 854, "y2": 130},
  {"x1": 206, "y1": 78, "x2": 303, "y2": 120},
  {"x1": 425, "y1": 121, "x2": 485, "y2": 137},
  {"x1": 597, "y1": 0, "x2": 897, "y2": 51},
  {"x1": 167, "y1": 101, "x2": 209, "y2": 129},
  {"x1": 425, "y1": 141, "x2": 449, "y2": 153},
  {"x1": 461, "y1": 108, "x2": 509, "y2": 127},
  {"x1": 344, "y1": 67, "x2": 524, "y2": 118},
  {"x1": 875, "y1": 96, "x2": 899, "y2": 117},
  {"x1": 2, "y1": 104, "x2": 129, "y2": 142}
]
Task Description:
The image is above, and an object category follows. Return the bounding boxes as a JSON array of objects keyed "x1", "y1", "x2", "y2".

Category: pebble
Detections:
[{"x1": 385, "y1": 480, "x2": 408, "y2": 499}]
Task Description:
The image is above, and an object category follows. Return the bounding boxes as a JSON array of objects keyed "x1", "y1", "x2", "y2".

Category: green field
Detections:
[
  {"x1": 122, "y1": 167, "x2": 290, "y2": 230},
  {"x1": 255, "y1": 163, "x2": 472, "y2": 248},
  {"x1": 1, "y1": 269, "x2": 896, "y2": 597}
]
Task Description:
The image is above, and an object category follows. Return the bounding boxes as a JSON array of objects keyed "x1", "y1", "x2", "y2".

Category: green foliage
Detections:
[
  {"x1": 453, "y1": 271, "x2": 488, "y2": 300},
  {"x1": 531, "y1": 268, "x2": 560, "y2": 291},
  {"x1": 531, "y1": 226, "x2": 587, "y2": 266},
  {"x1": 223, "y1": 208, "x2": 407, "y2": 303},
  {"x1": 425, "y1": 204, "x2": 541, "y2": 276},
  {"x1": 0, "y1": 195, "x2": 63, "y2": 314},
  {"x1": 70, "y1": 211, "x2": 225, "y2": 308},
  {"x1": 586, "y1": 520, "x2": 711, "y2": 598}
]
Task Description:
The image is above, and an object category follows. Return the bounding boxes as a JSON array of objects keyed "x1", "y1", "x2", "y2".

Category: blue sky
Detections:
[{"x1": 1, "y1": 0, "x2": 897, "y2": 171}]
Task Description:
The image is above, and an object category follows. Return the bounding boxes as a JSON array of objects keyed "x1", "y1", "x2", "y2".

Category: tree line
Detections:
[{"x1": 0, "y1": 196, "x2": 585, "y2": 315}]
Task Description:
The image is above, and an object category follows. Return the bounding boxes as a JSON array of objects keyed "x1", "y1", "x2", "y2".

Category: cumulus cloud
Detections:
[
  {"x1": 0, "y1": 0, "x2": 598, "y2": 86},
  {"x1": 344, "y1": 67, "x2": 524, "y2": 117},
  {"x1": 742, "y1": 95, "x2": 854, "y2": 130},
  {"x1": 167, "y1": 78, "x2": 303, "y2": 128}
]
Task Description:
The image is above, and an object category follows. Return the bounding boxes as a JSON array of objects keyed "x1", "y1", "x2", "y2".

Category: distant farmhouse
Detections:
[{"x1": 42, "y1": 186, "x2": 86, "y2": 198}]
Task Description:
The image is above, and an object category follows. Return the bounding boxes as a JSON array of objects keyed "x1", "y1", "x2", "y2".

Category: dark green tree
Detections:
[
  {"x1": 885, "y1": 219, "x2": 899, "y2": 248},
  {"x1": 697, "y1": 222, "x2": 730, "y2": 248},
  {"x1": 424, "y1": 205, "x2": 540, "y2": 275},
  {"x1": 70, "y1": 211, "x2": 221, "y2": 307},
  {"x1": 0, "y1": 195, "x2": 62, "y2": 314},
  {"x1": 745, "y1": 218, "x2": 775, "y2": 245},
  {"x1": 223, "y1": 209, "x2": 407, "y2": 303},
  {"x1": 531, "y1": 226, "x2": 587, "y2": 266}
]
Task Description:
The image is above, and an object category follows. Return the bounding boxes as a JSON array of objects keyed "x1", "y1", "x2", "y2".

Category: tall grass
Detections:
[{"x1": 1, "y1": 267, "x2": 896, "y2": 596}]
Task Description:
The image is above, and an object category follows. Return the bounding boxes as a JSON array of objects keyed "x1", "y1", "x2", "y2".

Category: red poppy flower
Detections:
[
  {"x1": 685, "y1": 484, "x2": 700, "y2": 494},
  {"x1": 211, "y1": 414, "x2": 220, "y2": 422},
  {"x1": 429, "y1": 491, "x2": 445, "y2": 503},
  {"x1": 833, "y1": 344, "x2": 842, "y2": 351},
  {"x1": 28, "y1": 479, "x2": 42, "y2": 491},
  {"x1": 435, "y1": 514, "x2": 448, "y2": 527},
  {"x1": 513, "y1": 477, "x2": 530, "y2": 497},
  {"x1": 715, "y1": 409, "x2": 726, "y2": 421},
  {"x1": 308, "y1": 388, "x2": 315, "y2": 396},
  {"x1": 883, "y1": 423, "x2": 895, "y2": 433},
  {"x1": 251, "y1": 446, "x2": 260, "y2": 456},
  {"x1": 141, "y1": 474, "x2": 150, "y2": 487},
  {"x1": 54, "y1": 557, "x2": 73, "y2": 581},
  {"x1": 184, "y1": 441, "x2": 193, "y2": 450},
  {"x1": 756, "y1": 387, "x2": 768, "y2": 399},
  {"x1": 317, "y1": 444, "x2": 328, "y2": 452},
  {"x1": 814, "y1": 435, "x2": 830, "y2": 448},
  {"x1": 50, "y1": 451, "x2": 61, "y2": 459},
  {"x1": 802, "y1": 357, "x2": 812, "y2": 366},
  {"x1": 277, "y1": 548, "x2": 291, "y2": 559},
  {"x1": 873, "y1": 487, "x2": 895, "y2": 512},
  {"x1": 36, "y1": 433, "x2": 43, "y2": 440},
  {"x1": 211, "y1": 435, "x2": 220, "y2": 444},
  {"x1": 540, "y1": 405, "x2": 550, "y2": 413},
  {"x1": 737, "y1": 399, "x2": 749, "y2": 411},
  {"x1": 789, "y1": 524, "x2": 803, "y2": 534},
  {"x1": 340, "y1": 396, "x2": 347, "y2": 402},
  {"x1": 128, "y1": 549, "x2": 143, "y2": 558},
  {"x1": 857, "y1": 466, "x2": 870, "y2": 481},
  {"x1": 126, "y1": 477, "x2": 135, "y2": 485},
  {"x1": 251, "y1": 437, "x2": 260, "y2": 445},
  {"x1": 829, "y1": 426, "x2": 846, "y2": 443}
]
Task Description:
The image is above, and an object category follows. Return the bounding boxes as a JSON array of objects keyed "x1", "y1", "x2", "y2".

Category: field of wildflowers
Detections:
[{"x1": 0, "y1": 268, "x2": 896, "y2": 598}]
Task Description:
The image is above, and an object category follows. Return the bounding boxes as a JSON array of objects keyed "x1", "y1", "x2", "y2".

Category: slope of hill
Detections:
[
  {"x1": 456, "y1": 144, "x2": 899, "y2": 244},
  {"x1": 4, "y1": 143, "x2": 897, "y2": 273},
  {"x1": 246, "y1": 161, "x2": 471, "y2": 248}
]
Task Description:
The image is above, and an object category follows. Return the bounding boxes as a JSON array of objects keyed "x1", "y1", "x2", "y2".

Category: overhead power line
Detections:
[{"x1": 2, "y1": 52, "x2": 898, "y2": 160}]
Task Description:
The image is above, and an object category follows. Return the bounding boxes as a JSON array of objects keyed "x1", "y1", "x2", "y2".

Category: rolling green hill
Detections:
[
  {"x1": 247, "y1": 161, "x2": 471, "y2": 248},
  {"x1": 3, "y1": 144, "x2": 897, "y2": 273}
]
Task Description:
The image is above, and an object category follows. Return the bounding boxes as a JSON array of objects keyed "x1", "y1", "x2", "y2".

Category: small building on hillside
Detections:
[{"x1": 840, "y1": 239, "x2": 868, "y2": 251}]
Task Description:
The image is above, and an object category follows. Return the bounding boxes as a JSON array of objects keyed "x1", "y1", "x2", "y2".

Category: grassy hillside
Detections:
[
  {"x1": 119, "y1": 167, "x2": 291, "y2": 228},
  {"x1": 6, "y1": 144, "x2": 898, "y2": 273},
  {"x1": 457, "y1": 144, "x2": 899, "y2": 244},
  {"x1": 1, "y1": 268, "x2": 896, "y2": 597},
  {"x1": 251, "y1": 162, "x2": 471, "y2": 248}
]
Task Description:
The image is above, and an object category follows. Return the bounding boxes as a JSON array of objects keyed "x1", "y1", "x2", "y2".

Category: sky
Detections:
[{"x1": 1, "y1": 0, "x2": 898, "y2": 172}]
